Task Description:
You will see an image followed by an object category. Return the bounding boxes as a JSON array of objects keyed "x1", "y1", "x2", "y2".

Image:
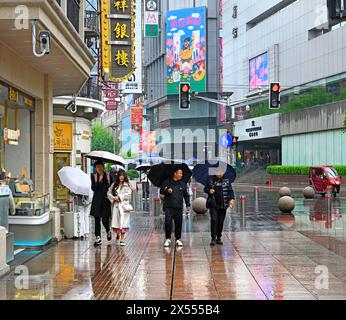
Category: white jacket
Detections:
[{"x1": 107, "y1": 183, "x2": 132, "y2": 230}]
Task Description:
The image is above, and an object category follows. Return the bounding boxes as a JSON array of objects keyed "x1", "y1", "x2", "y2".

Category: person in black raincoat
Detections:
[
  {"x1": 160, "y1": 167, "x2": 191, "y2": 248},
  {"x1": 90, "y1": 160, "x2": 112, "y2": 246},
  {"x1": 204, "y1": 172, "x2": 235, "y2": 246}
]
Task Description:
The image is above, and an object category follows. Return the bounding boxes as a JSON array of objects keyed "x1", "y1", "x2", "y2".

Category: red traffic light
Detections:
[
  {"x1": 271, "y1": 83, "x2": 280, "y2": 92},
  {"x1": 181, "y1": 84, "x2": 191, "y2": 93}
]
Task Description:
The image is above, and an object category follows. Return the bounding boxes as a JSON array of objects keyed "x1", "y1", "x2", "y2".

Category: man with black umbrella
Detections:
[
  {"x1": 204, "y1": 170, "x2": 235, "y2": 246},
  {"x1": 160, "y1": 166, "x2": 191, "y2": 248}
]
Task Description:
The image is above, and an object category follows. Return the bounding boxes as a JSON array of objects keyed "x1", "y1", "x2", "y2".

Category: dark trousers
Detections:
[
  {"x1": 94, "y1": 217, "x2": 110, "y2": 237},
  {"x1": 142, "y1": 181, "x2": 150, "y2": 198},
  {"x1": 210, "y1": 208, "x2": 227, "y2": 240},
  {"x1": 165, "y1": 208, "x2": 183, "y2": 240}
]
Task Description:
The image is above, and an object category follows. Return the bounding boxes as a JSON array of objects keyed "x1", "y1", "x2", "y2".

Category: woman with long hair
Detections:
[{"x1": 107, "y1": 172, "x2": 133, "y2": 246}]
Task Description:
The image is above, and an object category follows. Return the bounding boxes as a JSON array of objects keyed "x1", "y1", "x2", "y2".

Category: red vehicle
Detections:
[{"x1": 309, "y1": 166, "x2": 342, "y2": 197}]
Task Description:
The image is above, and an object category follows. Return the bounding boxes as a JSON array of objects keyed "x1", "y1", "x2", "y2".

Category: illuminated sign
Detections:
[{"x1": 101, "y1": 0, "x2": 135, "y2": 82}]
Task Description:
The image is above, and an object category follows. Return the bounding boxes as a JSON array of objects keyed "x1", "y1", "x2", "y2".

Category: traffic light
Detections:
[
  {"x1": 179, "y1": 82, "x2": 191, "y2": 110},
  {"x1": 269, "y1": 82, "x2": 281, "y2": 109}
]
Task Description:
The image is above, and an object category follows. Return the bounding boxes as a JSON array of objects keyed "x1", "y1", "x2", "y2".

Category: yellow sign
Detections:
[
  {"x1": 8, "y1": 87, "x2": 19, "y2": 103},
  {"x1": 24, "y1": 97, "x2": 33, "y2": 107},
  {"x1": 53, "y1": 122, "x2": 72, "y2": 151}
]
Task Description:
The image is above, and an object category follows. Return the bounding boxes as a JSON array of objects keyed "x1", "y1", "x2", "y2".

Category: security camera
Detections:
[
  {"x1": 65, "y1": 99, "x2": 77, "y2": 114},
  {"x1": 39, "y1": 30, "x2": 51, "y2": 54}
]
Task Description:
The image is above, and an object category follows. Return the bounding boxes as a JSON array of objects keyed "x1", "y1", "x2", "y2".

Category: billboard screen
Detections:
[
  {"x1": 166, "y1": 7, "x2": 207, "y2": 95},
  {"x1": 249, "y1": 52, "x2": 269, "y2": 91}
]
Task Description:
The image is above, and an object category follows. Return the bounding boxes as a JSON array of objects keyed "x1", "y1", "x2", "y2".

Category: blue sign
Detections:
[{"x1": 219, "y1": 134, "x2": 233, "y2": 149}]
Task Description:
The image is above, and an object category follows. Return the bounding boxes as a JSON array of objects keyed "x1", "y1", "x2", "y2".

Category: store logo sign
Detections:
[{"x1": 4, "y1": 128, "x2": 20, "y2": 145}]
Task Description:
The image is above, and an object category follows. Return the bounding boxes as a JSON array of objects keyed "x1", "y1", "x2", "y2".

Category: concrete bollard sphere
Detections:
[
  {"x1": 192, "y1": 197, "x2": 208, "y2": 214},
  {"x1": 278, "y1": 196, "x2": 295, "y2": 213},
  {"x1": 303, "y1": 186, "x2": 315, "y2": 199},
  {"x1": 279, "y1": 187, "x2": 292, "y2": 197}
]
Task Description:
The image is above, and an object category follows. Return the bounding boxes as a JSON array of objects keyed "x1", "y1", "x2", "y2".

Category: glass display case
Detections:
[{"x1": 13, "y1": 194, "x2": 50, "y2": 217}]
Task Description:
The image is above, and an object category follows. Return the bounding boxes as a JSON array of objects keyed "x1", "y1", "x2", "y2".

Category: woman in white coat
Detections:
[{"x1": 107, "y1": 172, "x2": 133, "y2": 246}]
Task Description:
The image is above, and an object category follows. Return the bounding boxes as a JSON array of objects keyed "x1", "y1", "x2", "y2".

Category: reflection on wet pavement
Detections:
[{"x1": 1, "y1": 187, "x2": 346, "y2": 300}]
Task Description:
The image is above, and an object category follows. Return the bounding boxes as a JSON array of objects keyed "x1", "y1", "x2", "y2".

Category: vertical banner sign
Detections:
[
  {"x1": 101, "y1": 0, "x2": 136, "y2": 82},
  {"x1": 131, "y1": 104, "x2": 143, "y2": 131},
  {"x1": 145, "y1": 0, "x2": 159, "y2": 37},
  {"x1": 166, "y1": 7, "x2": 207, "y2": 95},
  {"x1": 121, "y1": 0, "x2": 143, "y2": 93}
]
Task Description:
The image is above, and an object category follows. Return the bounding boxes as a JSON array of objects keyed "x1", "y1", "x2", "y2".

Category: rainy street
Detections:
[{"x1": 1, "y1": 185, "x2": 346, "y2": 300}]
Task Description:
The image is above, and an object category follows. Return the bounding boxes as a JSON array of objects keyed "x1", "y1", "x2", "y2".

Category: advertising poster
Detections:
[
  {"x1": 249, "y1": 52, "x2": 269, "y2": 91},
  {"x1": 166, "y1": 7, "x2": 207, "y2": 95}
]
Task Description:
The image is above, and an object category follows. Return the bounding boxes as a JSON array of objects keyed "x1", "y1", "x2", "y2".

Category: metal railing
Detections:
[
  {"x1": 84, "y1": 10, "x2": 99, "y2": 34},
  {"x1": 79, "y1": 79, "x2": 102, "y2": 101}
]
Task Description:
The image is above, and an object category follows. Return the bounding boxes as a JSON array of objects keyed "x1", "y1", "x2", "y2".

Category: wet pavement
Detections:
[{"x1": 1, "y1": 186, "x2": 346, "y2": 300}]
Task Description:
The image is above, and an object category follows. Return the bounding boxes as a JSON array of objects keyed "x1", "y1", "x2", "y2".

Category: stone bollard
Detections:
[
  {"x1": 278, "y1": 196, "x2": 295, "y2": 213},
  {"x1": 192, "y1": 197, "x2": 208, "y2": 214},
  {"x1": 153, "y1": 198, "x2": 161, "y2": 216},
  {"x1": 279, "y1": 187, "x2": 292, "y2": 197},
  {"x1": 303, "y1": 186, "x2": 315, "y2": 199},
  {"x1": 0, "y1": 226, "x2": 10, "y2": 277}
]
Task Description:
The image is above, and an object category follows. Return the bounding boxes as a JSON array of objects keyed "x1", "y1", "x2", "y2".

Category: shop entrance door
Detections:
[{"x1": 53, "y1": 153, "x2": 71, "y2": 201}]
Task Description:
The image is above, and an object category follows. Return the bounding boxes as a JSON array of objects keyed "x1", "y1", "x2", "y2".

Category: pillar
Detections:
[{"x1": 0, "y1": 226, "x2": 10, "y2": 278}]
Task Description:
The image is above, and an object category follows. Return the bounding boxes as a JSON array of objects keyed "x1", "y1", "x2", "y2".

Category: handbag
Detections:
[
  {"x1": 206, "y1": 194, "x2": 217, "y2": 209},
  {"x1": 122, "y1": 203, "x2": 134, "y2": 212}
]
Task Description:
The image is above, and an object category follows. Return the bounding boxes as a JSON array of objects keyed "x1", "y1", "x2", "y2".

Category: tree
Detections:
[
  {"x1": 344, "y1": 113, "x2": 346, "y2": 133},
  {"x1": 91, "y1": 123, "x2": 116, "y2": 153}
]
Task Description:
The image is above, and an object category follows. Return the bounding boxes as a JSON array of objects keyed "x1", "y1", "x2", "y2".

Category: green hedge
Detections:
[{"x1": 267, "y1": 165, "x2": 346, "y2": 176}]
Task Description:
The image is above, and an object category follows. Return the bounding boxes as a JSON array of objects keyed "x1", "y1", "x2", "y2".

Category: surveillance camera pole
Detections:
[{"x1": 32, "y1": 20, "x2": 49, "y2": 58}]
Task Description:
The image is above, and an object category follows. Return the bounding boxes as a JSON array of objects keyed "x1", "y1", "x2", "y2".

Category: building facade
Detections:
[
  {"x1": 0, "y1": 0, "x2": 94, "y2": 255},
  {"x1": 144, "y1": 0, "x2": 222, "y2": 161},
  {"x1": 223, "y1": 0, "x2": 346, "y2": 166}
]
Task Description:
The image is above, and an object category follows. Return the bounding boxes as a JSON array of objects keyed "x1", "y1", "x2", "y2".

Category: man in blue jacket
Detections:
[
  {"x1": 160, "y1": 167, "x2": 191, "y2": 248},
  {"x1": 204, "y1": 172, "x2": 235, "y2": 246}
]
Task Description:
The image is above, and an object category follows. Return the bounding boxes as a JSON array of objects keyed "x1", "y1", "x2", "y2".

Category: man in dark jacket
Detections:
[
  {"x1": 160, "y1": 167, "x2": 191, "y2": 248},
  {"x1": 90, "y1": 160, "x2": 112, "y2": 246},
  {"x1": 204, "y1": 172, "x2": 235, "y2": 246}
]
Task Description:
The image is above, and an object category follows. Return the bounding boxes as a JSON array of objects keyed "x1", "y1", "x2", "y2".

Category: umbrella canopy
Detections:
[
  {"x1": 192, "y1": 160, "x2": 236, "y2": 186},
  {"x1": 57, "y1": 167, "x2": 91, "y2": 196},
  {"x1": 147, "y1": 161, "x2": 192, "y2": 187},
  {"x1": 134, "y1": 156, "x2": 167, "y2": 164},
  {"x1": 136, "y1": 164, "x2": 152, "y2": 172},
  {"x1": 85, "y1": 151, "x2": 126, "y2": 166},
  {"x1": 111, "y1": 164, "x2": 126, "y2": 172}
]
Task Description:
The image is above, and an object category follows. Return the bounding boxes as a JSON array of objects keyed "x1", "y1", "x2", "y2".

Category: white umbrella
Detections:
[
  {"x1": 111, "y1": 164, "x2": 126, "y2": 172},
  {"x1": 136, "y1": 164, "x2": 152, "y2": 171},
  {"x1": 85, "y1": 151, "x2": 126, "y2": 166},
  {"x1": 58, "y1": 167, "x2": 91, "y2": 196}
]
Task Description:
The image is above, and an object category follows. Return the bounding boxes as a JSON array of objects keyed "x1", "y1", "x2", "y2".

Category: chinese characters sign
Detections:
[
  {"x1": 166, "y1": 7, "x2": 207, "y2": 95},
  {"x1": 53, "y1": 122, "x2": 72, "y2": 151},
  {"x1": 101, "y1": 0, "x2": 135, "y2": 82}
]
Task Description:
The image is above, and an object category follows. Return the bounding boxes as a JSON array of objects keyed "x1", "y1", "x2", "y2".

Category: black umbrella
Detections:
[
  {"x1": 193, "y1": 160, "x2": 236, "y2": 186},
  {"x1": 147, "y1": 161, "x2": 192, "y2": 187}
]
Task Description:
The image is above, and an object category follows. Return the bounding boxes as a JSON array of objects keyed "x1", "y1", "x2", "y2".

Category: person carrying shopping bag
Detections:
[{"x1": 107, "y1": 171, "x2": 133, "y2": 246}]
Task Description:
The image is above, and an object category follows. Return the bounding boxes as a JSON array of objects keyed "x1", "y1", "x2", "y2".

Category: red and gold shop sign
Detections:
[
  {"x1": 101, "y1": 0, "x2": 135, "y2": 82},
  {"x1": 4, "y1": 128, "x2": 20, "y2": 145},
  {"x1": 53, "y1": 122, "x2": 72, "y2": 151}
]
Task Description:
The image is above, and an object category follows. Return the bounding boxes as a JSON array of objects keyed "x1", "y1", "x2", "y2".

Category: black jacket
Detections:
[
  {"x1": 204, "y1": 176, "x2": 235, "y2": 209},
  {"x1": 90, "y1": 172, "x2": 112, "y2": 218},
  {"x1": 160, "y1": 179, "x2": 191, "y2": 210}
]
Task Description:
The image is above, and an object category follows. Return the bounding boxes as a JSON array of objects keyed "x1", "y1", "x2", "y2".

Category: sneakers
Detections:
[
  {"x1": 107, "y1": 231, "x2": 112, "y2": 241},
  {"x1": 210, "y1": 239, "x2": 216, "y2": 246},
  {"x1": 176, "y1": 239, "x2": 183, "y2": 247},
  {"x1": 120, "y1": 241, "x2": 125, "y2": 246},
  {"x1": 164, "y1": 239, "x2": 171, "y2": 247},
  {"x1": 94, "y1": 236, "x2": 102, "y2": 246}
]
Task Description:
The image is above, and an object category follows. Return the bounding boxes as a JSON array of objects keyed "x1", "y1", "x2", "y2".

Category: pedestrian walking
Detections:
[
  {"x1": 73, "y1": 193, "x2": 91, "y2": 239},
  {"x1": 107, "y1": 171, "x2": 133, "y2": 246},
  {"x1": 90, "y1": 160, "x2": 112, "y2": 246},
  {"x1": 160, "y1": 166, "x2": 191, "y2": 248},
  {"x1": 204, "y1": 171, "x2": 235, "y2": 246},
  {"x1": 141, "y1": 172, "x2": 150, "y2": 200}
]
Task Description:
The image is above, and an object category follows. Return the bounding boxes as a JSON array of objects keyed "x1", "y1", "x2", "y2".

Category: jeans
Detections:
[
  {"x1": 142, "y1": 181, "x2": 150, "y2": 198},
  {"x1": 165, "y1": 207, "x2": 183, "y2": 240},
  {"x1": 210, "y1": 208, "x2": 227, "y2": 240},
  {"x1": 94, "y1": 217, "x2": 110, "y2": 237}
]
